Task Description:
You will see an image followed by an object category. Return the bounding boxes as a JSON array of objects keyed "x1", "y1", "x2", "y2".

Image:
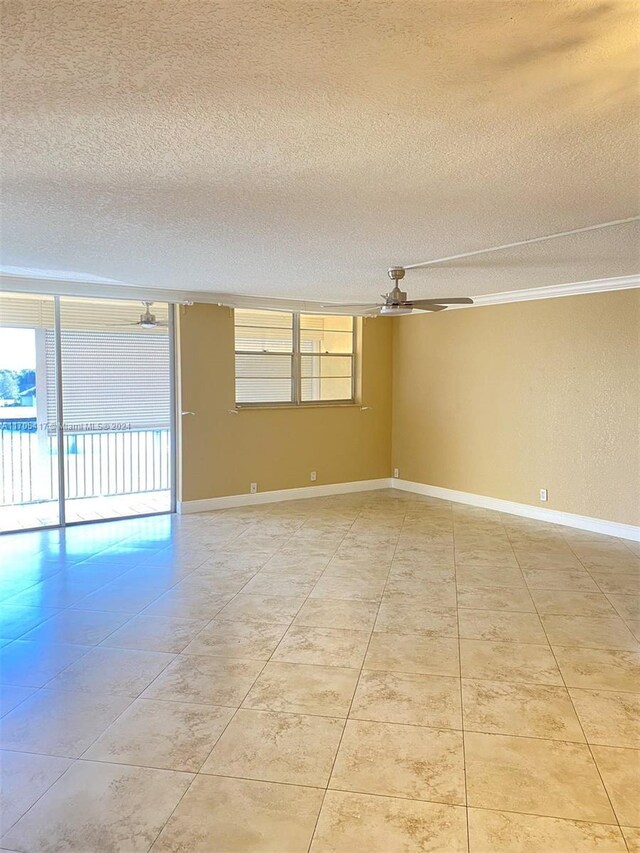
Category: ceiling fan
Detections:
[
  {"x1": 322, "y1": 268, "x2": 473, "y2": 316},
  {"x1": 319, "y1": 217, "x2": 639, "y2": 316},
  {"x1": 111, "y1": 302, "x2": 168, "y2": 329}
]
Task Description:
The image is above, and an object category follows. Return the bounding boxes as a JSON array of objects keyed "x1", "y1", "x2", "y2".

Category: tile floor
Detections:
[{"x1": 0, "y1": 489, "x2": 638, "y2": 852}]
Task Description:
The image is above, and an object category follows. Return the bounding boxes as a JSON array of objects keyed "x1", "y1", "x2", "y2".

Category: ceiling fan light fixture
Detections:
[{"x1": 380, "y1": 304, "x2": 413, "y2": 316}]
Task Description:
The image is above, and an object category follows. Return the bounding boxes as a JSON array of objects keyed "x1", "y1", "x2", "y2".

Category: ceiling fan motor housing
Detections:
[{"x1": 386, "y1": 268, "x2": 408, "y2": 305}]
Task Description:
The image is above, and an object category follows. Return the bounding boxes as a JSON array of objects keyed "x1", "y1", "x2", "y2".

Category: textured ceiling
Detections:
[{"x1": 1, "y1": 0, "x2": 639, "y2": 302}]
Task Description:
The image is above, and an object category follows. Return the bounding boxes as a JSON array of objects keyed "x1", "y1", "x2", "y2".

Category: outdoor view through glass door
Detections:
[
  {"x1": 0, "y1": 293, "x2": 60, "y2": 530},
  {"x1": 0, "y1": 292, "x2": 174, "y2": 532}
]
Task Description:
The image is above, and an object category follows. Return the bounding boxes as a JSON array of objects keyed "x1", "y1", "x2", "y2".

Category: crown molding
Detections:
[
  {"x1": 1, "y1": 272, "x2": 638, "y2": 312},
  {"x1": 468, "y1": 274, "x2": 640, "y2": 309}
]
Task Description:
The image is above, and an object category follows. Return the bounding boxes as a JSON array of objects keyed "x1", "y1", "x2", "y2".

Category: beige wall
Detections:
[
  {"x1": 392, "y1": 289, "x2": 640, "y2": 526},
  {"x1": 179, "y1": 304, "x2": 392, "y2": 501}
]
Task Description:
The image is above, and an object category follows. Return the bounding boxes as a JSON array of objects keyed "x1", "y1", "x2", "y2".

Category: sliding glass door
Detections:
[
  {"x1": 0, "y1": 294, "x2": 61, "y2": 531},
  {"x1": 0, "y1": 292, "x2": 174, "y2": 532}
]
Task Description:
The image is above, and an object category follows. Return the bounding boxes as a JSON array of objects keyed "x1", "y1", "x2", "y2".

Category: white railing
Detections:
[{"x1": 0, "y1": 423, "x2": 170, "y2": 506}]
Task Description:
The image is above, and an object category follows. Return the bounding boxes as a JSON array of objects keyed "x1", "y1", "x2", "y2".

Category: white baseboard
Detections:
[
  {"x1": 177, "y1": 475, "x2": 639, "y2": 541},
  {"x1": 177, "y1": 478, "x2": 393, "y2": 513},
  {"x1": 393, "y1": 479, "x2": 640, "y2": 541}
]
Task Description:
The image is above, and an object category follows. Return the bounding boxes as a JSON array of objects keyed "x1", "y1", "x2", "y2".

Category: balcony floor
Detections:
[{"x1": 0, "y1": 491, "x2": 171, "y2": 532}]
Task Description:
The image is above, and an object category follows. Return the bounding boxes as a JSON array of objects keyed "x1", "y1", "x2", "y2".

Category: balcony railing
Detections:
[{"x1": 0, "y1": 422, "x2": 170, "y2": 506}]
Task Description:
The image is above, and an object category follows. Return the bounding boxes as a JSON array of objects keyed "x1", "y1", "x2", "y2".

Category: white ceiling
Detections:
[{"x1": 1, "y1": 0, "x2": 638, "y2": 303}]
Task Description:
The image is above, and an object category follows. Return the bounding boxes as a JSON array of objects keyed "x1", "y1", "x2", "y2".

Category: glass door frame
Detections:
[{"x1": 0, "y1": 293, "x2": 177, "y2": 533}]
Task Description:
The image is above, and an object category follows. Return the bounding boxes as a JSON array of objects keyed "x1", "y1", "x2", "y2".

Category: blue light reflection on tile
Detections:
[{"x1": 0, "y1": 515, "x2": 175, "y2": 623}]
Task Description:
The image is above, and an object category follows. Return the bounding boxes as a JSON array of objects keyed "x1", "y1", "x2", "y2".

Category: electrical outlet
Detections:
[
  {"x1": 310, "y1": 471, "x2": 317, "y2": 481},
  {"x1": 250, "y1": 482, "x2": 257, "y2": 494},
  {"x1": 393, "y1": 468, "x2": 399, "y2": 478},
  {"x1": 539, "y1": 488, "x2": 548, "y2": 502}
]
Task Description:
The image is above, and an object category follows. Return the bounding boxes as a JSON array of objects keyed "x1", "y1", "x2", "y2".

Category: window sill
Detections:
[{"x1": 234, "y1": 402, "x2": 362, "y2": 411}]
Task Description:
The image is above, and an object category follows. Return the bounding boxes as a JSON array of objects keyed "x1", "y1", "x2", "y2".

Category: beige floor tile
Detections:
[
  {"x1": 272, "y1": 625, "x2": 370, "y2": 668},
  {"x1": 374, "y1": 602, "x2": 458, "y2": 637},
  {"x1": 468, "y1": 807, "x2": 626, "y2": 852},
  {"x1": 629, "y1": 619, "x2": 640, "y2": 641},
  {"x1": 151, "y1": 774, "x2": 323, "y2": 852},
  {"x1": 553, "y1": 646, "x2": 640, "y2": 692},
  {"x1": 465, "y1": 731, "x2": 615, "y2": 822},
  {"x1": 570, "y1": 688, "x2": 640, "y2": 748},
  {"x1": 350, "y1": 670, "x2": 462, "y2": 729},
  {"x1": 522, "y1": 568, "x2": 599, "y2": 591},
  {"x1": 0, "y1": 750, "x2": 72, "y2": 834},
  {"x1": 310, "y1": 576, "x2": 386, "y2": 602},
  {"x1": 84, "y1": 697, "x2": 234, "y2": 771},
  {"x1": 215, "y1": 593, "x2": 306, "y2": 624},
  {"x1": 382, "y1": 577, "x2": 457, "y2": 606},
  {"x1": 590, "y1": 573, "x2": 640, "y2": 595},
  {"x1": 531, "y1": 589, "x2": 615, "y2": 616},
  {"x1": 330, "y1": 718, "x2": 465, "y2": 804},
  {"x1": 323, "y1": 560, "x2": 391, "y2": 581},
  {"x1": 194, "y1": 553, "x2": 267, "y2": 573},
  {"x1": 45, "y1": 646, "x2": 175, "y2": 697},
  {"x1": 389, "y1": 563, "x2": 455, "y2": 583},
  {"x1": 455, "y1": 550, "x2": 519, "y2": 569},
  {"x1": 141, "y1": 589, "x2": 232, "y2": 621},
  {"x1": 143, "y1": 653, "x2": 263, "y2": 706},
  {"x1": 310, "y1": 791, "x2": 468, "y2": 853},
  {"x1": 462, "y1": 679, "x2": 584, "y2": 741},
  {"x1": 461, "y1": 641, "x2": 563, "y2": 687},
  {"x1": 293, "y1": 598, "x2": 378, "y2": 631},
  {"x1": 242, "y1": 660, "x2": 359, "y2": 717},
  {"x1": 2, "y1": 760, "x2": 193, "y2": 853},
  {"x1": 458, "y1": 609, "x2": 546, "y2": 643},
  {"x1": 456, "y1": 585, "x2": 535, "y2": 612},
  {"x1": 101, "y1": 614, "x2": 208, "y2": 653},
  {"x1": 591, "y1": 745, "x2": 640, "y2": 827},
  {"x1": 512, "y1": 551, "x2": 584, "y2": 571},
  {"x1": 454, "y1": 533, "x2": 509, "y2": 550},
  {"x1": 201, "y1": 708, "x2": 344, "y2": 786},
  {"x1": 608, "y1": 594, "x2": 640, "y2": 621},
  {"x1": 580, "y1": 554, "x2": 640, "y2": 574},
  {"x1": 240, "y1": 574, "x2": 316, "y2": 597},
  {"x1": 542, "y1": 613, "x2": 639, "y2": 650},
  {"x1": 192, "y1": 562, "x2": 261, "y2": 583},
  {"x1": 455, "y1": 565, "x2": 526, "y2": 588},
  {"x1": 622, "y1": 826, "x2": 640, "y2": 852},
  {"x1": 181, "y1": 619, "x2": 288, "y2": 659},
  {"x1": 261, "y1": 552, "x2": 331, "y2": 573},
  {"x1": 365, "y1": 633, "x2": 460, "y2": 676},
  {"x1": 0, "y1": 688, "x2": 133, "y2": 757}
]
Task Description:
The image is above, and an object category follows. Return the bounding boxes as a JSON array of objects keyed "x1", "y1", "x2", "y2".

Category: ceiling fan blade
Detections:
[
  {"x1": 320, "y1": 303, "x2": 380, "y2": 311},
  {"x1": 413, "y1": 297, "x2": 474, "y2": 305},
  {"x1": 410, "y1": 302, "x2": 448, "y2": 312}
]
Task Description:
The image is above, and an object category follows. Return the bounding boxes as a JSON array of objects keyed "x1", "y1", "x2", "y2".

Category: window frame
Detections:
[{"x1": 234, "y1": 311, "x2": 357, "y2": 407}]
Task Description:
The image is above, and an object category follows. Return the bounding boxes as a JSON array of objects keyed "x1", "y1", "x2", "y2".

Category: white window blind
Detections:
[
  {"x1": 0, "y1": 293, "x2": 55, "y2": 328},
  {"x1": 235, "y1": 309, "x2": 294, "y2": 403},
  {"x1": 235, "y1": 309, "x2": 355, "y2": 405},
  {"x1": 45, "y1": 298, "x2": 171, "y2": 429}
]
